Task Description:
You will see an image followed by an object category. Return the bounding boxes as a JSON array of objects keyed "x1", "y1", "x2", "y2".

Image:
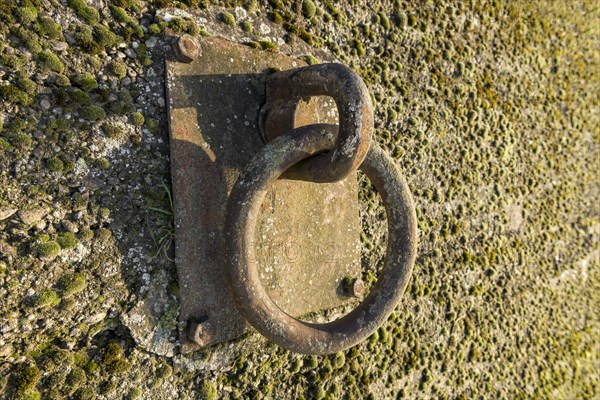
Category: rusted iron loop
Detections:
[
  {"x1": 259, "y1": 63, "x2": 373, "y2": 183},
  {"x1": 224, "y1": 124, "x2": 417, "y2": 355}
]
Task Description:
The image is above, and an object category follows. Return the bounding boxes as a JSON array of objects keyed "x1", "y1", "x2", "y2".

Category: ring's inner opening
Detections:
[{"x1": 252, "y1": 169, "x2": 388, "y2": 324}]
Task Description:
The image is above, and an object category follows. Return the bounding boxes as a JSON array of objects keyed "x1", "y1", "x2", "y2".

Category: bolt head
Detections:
[
  {"x1": 187, "y1": 319, "x2": 215, "y2": 346},
  {"x1": 174, "y1": 34, "x2": 199, "y2": 63},
  {"x1": 352, "y1": 279, "x2": 365, "y2": 298}
]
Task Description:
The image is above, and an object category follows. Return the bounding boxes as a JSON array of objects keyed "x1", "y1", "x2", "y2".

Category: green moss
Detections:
[
  {"x1": 199, "y1": 381, "x2": 217, "y2": 400},
  {"x1": 126, "y1": 387, "x2": 142, "y2": 399},
  {"x1": 68, "y1": 0, "x2": 99, "y2": 25},
  {"x1": 168, "y1": 17, "x2": 200, "y2": 35},
  {"x1": 101, "y1": 123, "x2": 126, "y2": 139},
  {"x1": 57, "y1": 232, "x2": 79, "y2": 249},
  {"x1": 146, "y1": 118, "x2": 159, "y2": 133},
  {"x1": 45, "y1": 157, "x2": 64, "y2": 172},
  {"x1": 57, "y1": 272, "x2": 86, "y2": 297},
  {"x1": 108, "y1": 61, "x2": 127, "y2": 79},
  {"x1": 258, "y1": 40, "x2": 278, "y2": 52},
  {"x1": 78, "y1": 227, "x2": 94, "y2": 241},
  {"x1": 302, "y1": 0, "x2": 316, "y2": 19},
  {"x1": 131, "y1": 112, "x2": 144, "y2": 126},
  {"x1": 37, "y1": 50, "x2": 64, "y2": 73},
  {"x1": 33, "y1": 240, "x2": 60, "y2": 259},
  {"x1": 31, "y1": 288, "x2": 60, "y2": 308},
  {"x1": 73, "y1": 25, "x2": 102, "y2": 54},
  {"x1": 72, "y1": 73, "x2": 98, "y2": 92},
  {"x1": 0, "y1": 137, "x2": 11, "y2": 150},
  {"x1": 407, "y1": 14, "x2": 417, "y2": 27},
  {"x1": 268, "y1": 11, "x2": 283, "y2": 25},
  {"x1": 301, "y1": 55, "x2": 319, "y2": 65},
  {"x1": 1, "y1": 53, "x2": 26, "y2": 70},
  {"x1": 0, "y1": 85, "x2": 32, "y2": 106},
  {"x1": 101, "y1": 343, "x2": 131, "y2": 374},
  {"x1": 110, "y1": 6, "x2": 143, "y2": 39},
  {"x1": 16, "y1": 26, "x2": 42, "y2": 54},
  {"x1": 79, "y1": 105, "x2": 106, "y2": 121},
  {"x1": 352, "y1": 38, "x2": 365, "y2": 56},
  {"x1": 219, "y1": 12, "x2": 236, "y2": 26},
  {"x1": 65, "y1": 367, "x2": 87, "y2": 387},
  {"x1": 16, "y1": 0, "x2": 37, "y2": 24},
  {"x1": 240, "y1": 21, "x2": 253, "y2": 33},
  {"x1": 37, "y1": 16, "x2": 62, "y2": 39},
  {"x1": 394, "y1": 12, "x2": 407, "y2": 28},
  {"x1": 73, "y1": 387, "x2": 96, "y2": 400},
  {"x1": 13, "y1": 364, "x2": 40, "y2": 391},
  {"x1": 147, "y1": 23, "x2": 161, "y2": 35},
  {"x1": 93, "y1": 25, "x2": 119, "y2": 48}
]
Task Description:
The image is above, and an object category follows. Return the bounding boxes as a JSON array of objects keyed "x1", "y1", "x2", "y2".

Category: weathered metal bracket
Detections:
[{"x1": 166, "y1": 36, "x2": 362, "y2": 353}]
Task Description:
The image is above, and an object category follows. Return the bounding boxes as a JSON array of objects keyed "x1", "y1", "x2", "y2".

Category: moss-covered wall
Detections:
[{"x1": 0, "y1": 0, "x2": 597, "y2": 399}]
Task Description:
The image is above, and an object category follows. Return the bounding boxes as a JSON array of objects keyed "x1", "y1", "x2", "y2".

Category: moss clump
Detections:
[
  {"x1": 31, "y1": 288, "x2": 60, "y2": 308},
  {"x1": 301, "y1": 55, "x2": 319, "y2": 65},
  {"x1": 57, "y1": 232, "x2": 79, "y2": 249},
  {"x1": 16, "y1": 0, "x2": 37, "y2": 24},
  {"x1": 57, "y1": 272, "x2": 86, "y2": 297},
  {"x1": 101, "y1": 123, "x2": 126, "y2": 139},
  {"x1": 199, "y1": 381, "x2": 217, "y2": 400},
  {"x1": 130, "y1": 112, "x2": 144, "y2": 126},
  {"x1": 94, "y1": 24, "x2": 120, "y2": 48},
  {"x1": 13, "y1": 364, "x2": 40, "y2": 392},
  {"x1": 37, "y1": 50, "x2": 64, "y2": 73},
  {"x1": 240, "y1": 21, "x2": 253, "y2": 33},
  {"x1": 65, "y1": 367, "x2": 87, "y2": 387},
  {"x1": 219, "y1": 12, "x2": 236, "y2": 26},
  {"x1": 302, "y1": 0, "x2": 316, "y2": 19},
  {"x1": 145, "y1": 118, "x2": 158, "y2": 133},
  {"x1": 68, "y1": 0, "x2": 99, "y2": 25},
  {"x1": 126, "y1": 387, "x2": 142, "y2": 399},
  {"x1": 37, "y1": 16, "x2": 63, "y2": 39},
  {"x1": 393, "y1": 12, "x2": 407, "y2": 28},
  {"x1": 147, "y1": 23, "x2": 161, "y2": 35},
  {"x1": 108, "y1": 61, "x2": 127, "y2": 79},
  {"x1": 101, "y1": 343, "x2": 130, "y2": 374},
  {"x1": 258, "y1": 40, "x2": 278, "y2": 52},
  {"x1": 16, "y1": 76, "x2": 37, "y2": 95},
  {"x1": 78, "y1": 227, "x2": 94, "y2": 241},
  {"x1": 72, "y1": 73, "x2": 98, "y2": 92},
  {"x1": 33, "y1": 240, "x2": 60, "y2": 259},
  {"x1": 45, "y1": 157, "x2": 64, "y2": 172},
  {"x1": 73, "y1": 387, "x2": 95, "y2": 400},
  {"x1": 268, "y1": 11, "x2": 283, "y2": 24},
  {"x1": 351, "y1": 39, "x2": 365, "y2": 56},
  {"x1": 0, "y1": 85, "x2": 32, "y2": 106},
  {"x1": 79, "y1": 105, "x2": 105, "y2": 121},
  {"x1": 16, "y1": 26, "x2": 42, "y2": 54},
  {"x1": 378, "y1": 12, "x2": 391, "y2": 30},
  {"x1": 1, "y1": 53, "x2": 26, "y2": 70},
  {"x1": 73, "y1": 25, "x2": 102, "y2": 54}
]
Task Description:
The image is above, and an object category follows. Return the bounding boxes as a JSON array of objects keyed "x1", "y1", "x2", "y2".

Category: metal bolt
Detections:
[
  {"x1": 173, "y1": 34, "x2": 200, "y2": 63},
  {"x1": 352, "y1": 279, "x2": 365, "y2": 298},
  {"x1": 187, "y1": 317, "x2": 215, "y2": 346}
]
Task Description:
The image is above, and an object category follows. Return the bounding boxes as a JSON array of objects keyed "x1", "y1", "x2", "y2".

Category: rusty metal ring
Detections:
[
  {"x1": 224, "y1": 124, "x2": 417, "y2": 355},
  {"x1": 259, "y1": 63, "x2": 374, "y2": 183}
]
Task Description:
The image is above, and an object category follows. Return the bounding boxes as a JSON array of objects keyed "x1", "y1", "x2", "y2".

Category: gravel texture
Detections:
[{"x1": 0, "y1": 1, "x2": 598, "y2": 399}]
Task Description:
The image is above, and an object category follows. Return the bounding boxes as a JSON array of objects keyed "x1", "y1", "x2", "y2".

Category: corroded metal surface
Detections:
[
  {"x1": 259, "y1": 64, "x2": 374, "y2": 183},
  {"x1": 166, "y1": 37, "x2": 361, "y2": 353},
  {"x1": 224, "y1": 126, "x2": 418, "y2": 355}
]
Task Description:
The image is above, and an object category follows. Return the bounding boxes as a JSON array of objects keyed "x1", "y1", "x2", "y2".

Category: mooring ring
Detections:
[{"x1": 224, "y1": 124, "x2": 417, "y2": 355}]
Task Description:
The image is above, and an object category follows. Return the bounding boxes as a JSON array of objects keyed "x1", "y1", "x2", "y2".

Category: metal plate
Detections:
[{"x1": 166, "y1": 37, "x2": 360, "y2": 352}]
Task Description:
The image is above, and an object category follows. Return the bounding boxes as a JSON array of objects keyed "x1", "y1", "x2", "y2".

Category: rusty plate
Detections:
[{"x1": 166, "y1": 36, "x2": 360, "y2": 353}]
